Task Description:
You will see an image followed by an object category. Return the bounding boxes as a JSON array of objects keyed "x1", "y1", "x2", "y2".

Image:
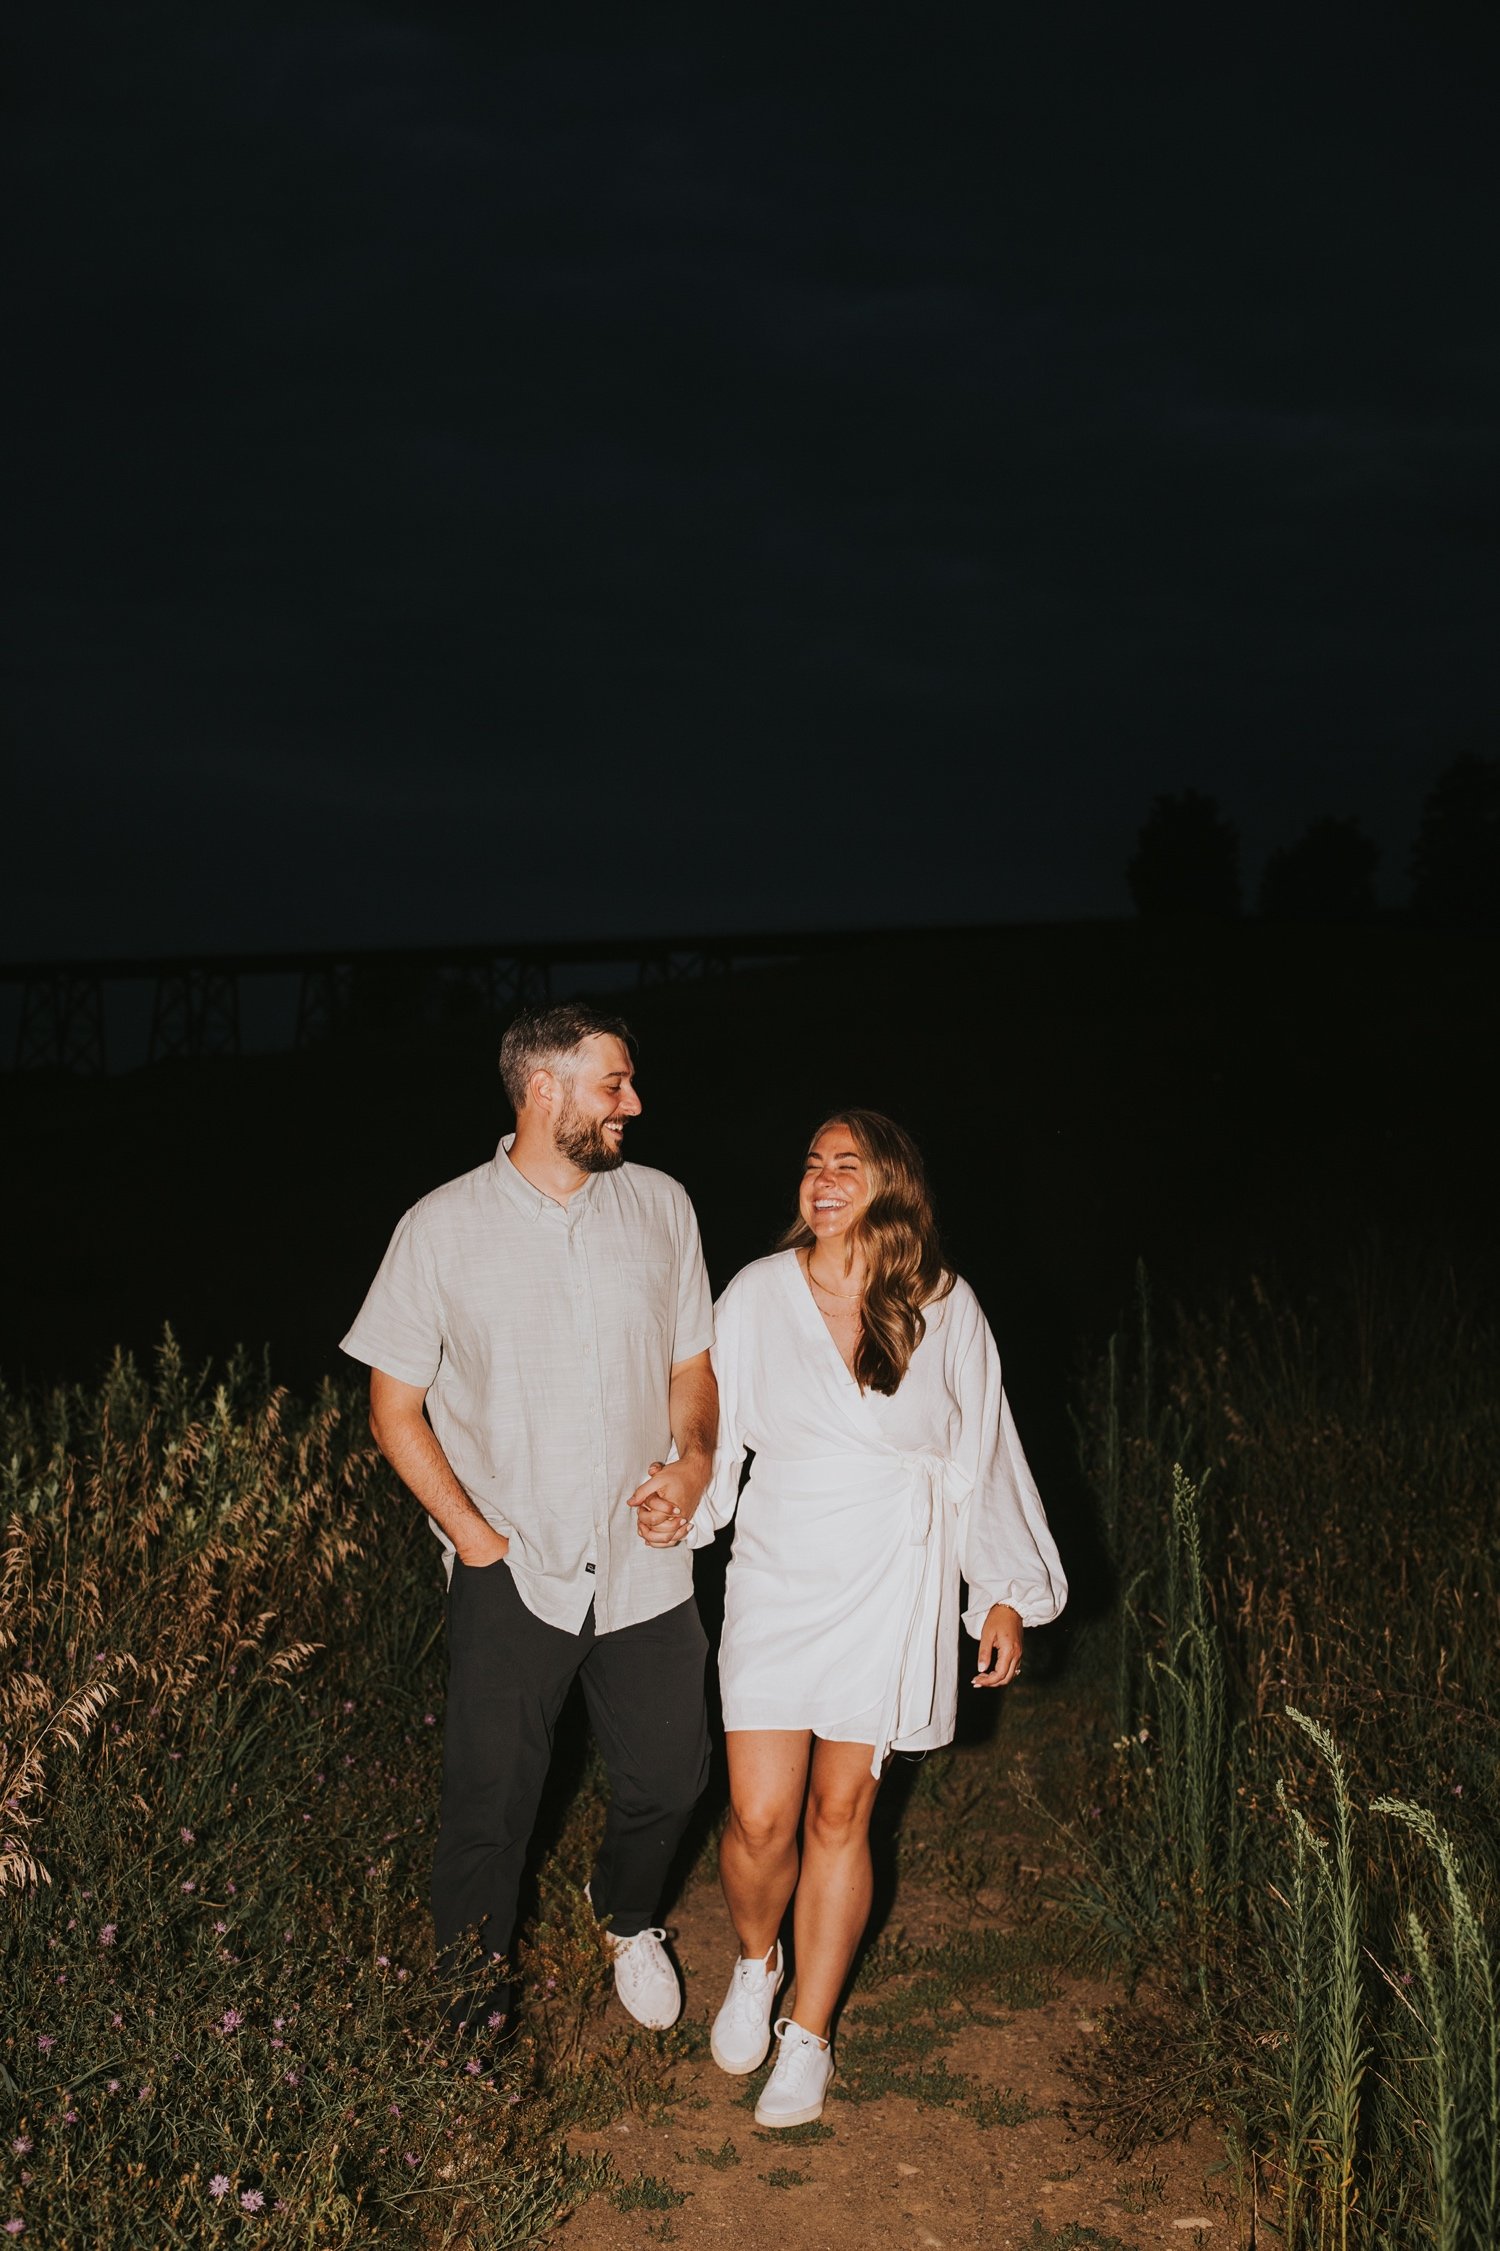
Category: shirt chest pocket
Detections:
[{"x1": 607, "y1": 1256, "x2": 675, "y2": 1345}]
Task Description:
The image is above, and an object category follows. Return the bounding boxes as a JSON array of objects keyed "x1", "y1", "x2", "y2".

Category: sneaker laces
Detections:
[
  {"x1": 609, "y1": 1926, "x2": 669, "y2": 1992},
  {"x1": 609, "y1": 1925, "x2": 668, "y2": 1954},
  {"x1": 769, "y1": 2016, "x2": 827, "y2": 2090},
  {"x1": 723, "y1": 1948, "x2": 777, "y2": 2025}
]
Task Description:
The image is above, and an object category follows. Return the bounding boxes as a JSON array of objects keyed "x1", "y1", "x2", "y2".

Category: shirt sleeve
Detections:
[
  {"x1": 339, "y1": 1206, "x2": 445, "y2": 1389},
  {"x1": 670, "y1": 1190, "x2": 715, "y2": 1364},
  {"x1": 687, "y1": 1272, "x2": 745, "y2": 1547},
  {"x1": 948, "y1": 1289, "x2": 1068, "y2": 1635}
]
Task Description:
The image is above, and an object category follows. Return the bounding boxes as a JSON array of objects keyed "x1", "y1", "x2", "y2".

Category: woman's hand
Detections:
[
  {"x1": 972, "y1": 1602, "x2": 1023, "y2": 1688},
  {"x1": 628, "y1": 1461, "x2": 702, "y2": 1546}
]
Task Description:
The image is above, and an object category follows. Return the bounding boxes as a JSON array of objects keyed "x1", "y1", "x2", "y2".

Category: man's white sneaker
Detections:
[
  {"x1": 710, "y1": 1941, "x2": 784, "y2": 2074},
  {"x1": 600, "y1": 1923, "x2": 683, "y2": 2030},
  {"x1": 753, "y1": 2016, "x2": 834, "y2": 2128}
]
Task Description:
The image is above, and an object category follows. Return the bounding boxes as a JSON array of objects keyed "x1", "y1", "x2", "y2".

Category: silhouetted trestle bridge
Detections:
[{"x1": 2, "y1": 928, "x2": 929, "y2": 1074}]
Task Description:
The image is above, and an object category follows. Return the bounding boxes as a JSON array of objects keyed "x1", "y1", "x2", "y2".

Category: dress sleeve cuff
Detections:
[{"x1": 961, "y1": 1583, "x2": 1066, "y2": 1638}]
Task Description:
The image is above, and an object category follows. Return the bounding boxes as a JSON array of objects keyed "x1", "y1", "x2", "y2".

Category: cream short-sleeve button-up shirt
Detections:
[{"x1": 340, "y1": 1137, "x2": 714, "y2": 1634}]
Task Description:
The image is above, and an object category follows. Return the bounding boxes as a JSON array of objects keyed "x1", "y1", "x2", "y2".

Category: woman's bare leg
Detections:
[
  {"x1": 720, "y1": 1730, "x2": 811, "y2": 1959},
  {"x1": 788, "y1": 1737, "x2": 882, "y2": 2039}
]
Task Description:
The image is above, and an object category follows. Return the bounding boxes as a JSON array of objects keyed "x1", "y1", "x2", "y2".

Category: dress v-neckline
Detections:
[{"x1": 784, "y1": 1248, "x2": 864, "y2": 1388}]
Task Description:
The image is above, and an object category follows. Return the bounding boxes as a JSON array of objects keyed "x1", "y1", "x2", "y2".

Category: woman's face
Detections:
[{"x1": 799, "y1": 1123, "x2": 873, "y2": 1248}]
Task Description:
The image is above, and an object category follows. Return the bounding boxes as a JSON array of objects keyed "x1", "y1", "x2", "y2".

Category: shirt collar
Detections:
[{"x1": 491, "y1": 1133, "x2": 601, "y2": 1221}]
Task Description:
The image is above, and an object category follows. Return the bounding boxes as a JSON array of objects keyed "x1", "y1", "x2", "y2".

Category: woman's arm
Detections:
[{"x1": 949, "y1": 1286, "x2": 1068, "y2": 1640}]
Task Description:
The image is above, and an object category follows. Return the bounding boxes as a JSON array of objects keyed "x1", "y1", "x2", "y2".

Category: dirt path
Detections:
[{"x1": 556, "y1": 1693, "x2": 1249, "y2": 2251}]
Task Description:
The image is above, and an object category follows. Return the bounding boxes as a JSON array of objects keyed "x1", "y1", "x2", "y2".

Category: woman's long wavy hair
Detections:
[{"x1": 778, "y1": 1108, "x2": 953, "y2": 1395}]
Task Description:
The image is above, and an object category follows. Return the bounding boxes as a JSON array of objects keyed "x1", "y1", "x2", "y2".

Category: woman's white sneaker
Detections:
[
  {"x1": 753, "y1": 2017, "x2": 834, "y2": 2127},
  {"x1": 709, "y1": 1941, "x2": 784, "y2": 2074}
]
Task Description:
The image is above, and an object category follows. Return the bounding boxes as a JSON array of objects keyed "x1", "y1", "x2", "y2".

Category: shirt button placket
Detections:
[{"x1": 573, "y1": 1224, "x2": 609, "y2": 1621}]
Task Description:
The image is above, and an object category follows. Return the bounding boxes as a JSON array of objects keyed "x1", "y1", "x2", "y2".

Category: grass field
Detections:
[
  {"x1": 3, "y1": 1247, "x2": 1496, "y2": 2245},
  {"x1": 1063, "y1": 1260, "x2": 1499, "y2": 2247}
]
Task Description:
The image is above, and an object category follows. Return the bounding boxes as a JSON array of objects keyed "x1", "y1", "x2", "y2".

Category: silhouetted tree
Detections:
[
  {"x1": 1126, "y1": 789, "x2": 1241, "y2": 919},
  {"x1": 1258, "y1": 816, "x2": 1379, "y2": 923},
  {"x1": 1410, "y1": 754, "x2": 1500, "y2": 933}
]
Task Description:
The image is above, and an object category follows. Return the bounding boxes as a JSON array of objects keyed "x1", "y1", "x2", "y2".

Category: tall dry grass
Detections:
[
  {"x1": 0, "y1": 1336, "x2": 635, "y2": 2247},
  {"x1": 1065, "y1": 1262, "x2": 1500, "y2": 2247}
]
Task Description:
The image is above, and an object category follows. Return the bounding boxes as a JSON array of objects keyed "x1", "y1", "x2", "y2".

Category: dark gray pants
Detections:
[{"x1": 432, "y1": 1555, "x2": 709, "y2": 2011}]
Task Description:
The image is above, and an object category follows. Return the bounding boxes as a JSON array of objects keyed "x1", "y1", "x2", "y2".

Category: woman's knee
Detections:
[
  {"x1": 726, "y1": 1796, "x2": 799, "y2": 1858},
  {"x1": 803, "y1": 1785, "x2": 876, "y2": 1853}
]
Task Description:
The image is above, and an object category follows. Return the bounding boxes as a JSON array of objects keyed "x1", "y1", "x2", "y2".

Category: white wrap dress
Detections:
[{"x1": 690, "y1": 1252, "x2": 1067, "y2": 1778}]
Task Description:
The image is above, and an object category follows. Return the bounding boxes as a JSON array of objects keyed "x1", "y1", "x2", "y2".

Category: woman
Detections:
[{"x1": 638, "y1": 1111, "x2": 1066, "y2": 2129}]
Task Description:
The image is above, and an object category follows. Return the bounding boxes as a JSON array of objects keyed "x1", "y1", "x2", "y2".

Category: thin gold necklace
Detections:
[{"x1": 807, "y1": 1254, "x2": 862, "y2": 1304}]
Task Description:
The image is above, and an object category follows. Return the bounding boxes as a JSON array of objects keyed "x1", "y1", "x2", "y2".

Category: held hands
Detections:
[
  {"x1": 629, "y1": 1457, "x2": 708, "y2": 1547},
  {"x1": 972, "y1": 1602, "x2": 1023, "y2": 1689}
]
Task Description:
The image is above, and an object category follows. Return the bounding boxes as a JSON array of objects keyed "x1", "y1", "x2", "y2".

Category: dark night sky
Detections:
[{"x1": 6, "y1": 2, "x2": 1497, "y2": 956}]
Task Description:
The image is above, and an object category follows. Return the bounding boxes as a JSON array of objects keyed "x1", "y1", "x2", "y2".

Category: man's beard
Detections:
[{"x1": 554, "y1": 1090, "x2": 627, "y2": 1172}]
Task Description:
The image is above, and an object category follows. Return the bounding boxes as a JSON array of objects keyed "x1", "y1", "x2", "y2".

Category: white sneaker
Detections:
[
  {"x1": 602, "y1": 1923, "x2": 682, "y2": 2029},
  {"x1": 753, "y1": 2017, "x2": 834, "y2": 2128},
  {"x1": 710, "y1": 1941, "x2": 784, "y2": 2074}
]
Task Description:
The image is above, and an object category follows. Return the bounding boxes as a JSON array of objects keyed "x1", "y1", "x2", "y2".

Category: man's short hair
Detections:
[{"x1": 499, "y1": 1002, "x2": 635, "y2": 1114}]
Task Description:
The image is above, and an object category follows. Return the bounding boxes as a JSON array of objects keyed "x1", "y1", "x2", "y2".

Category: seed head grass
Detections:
[
  {"x1": 1062, "y1": 1258, "x2": 1500, "y2": 2247},
  {"x1": 0, "y1": 1337, "x2": 685, "y2": 2245}
]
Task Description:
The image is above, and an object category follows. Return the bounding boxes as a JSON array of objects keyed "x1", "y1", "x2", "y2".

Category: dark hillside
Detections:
[{"x1": 4, "y1": 920, "x2": 1492, "y2": 1408}]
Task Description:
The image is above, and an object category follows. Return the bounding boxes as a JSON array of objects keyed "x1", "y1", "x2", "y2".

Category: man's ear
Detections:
[{"x1": 527, "y1": 1066, "x2": 558, "y2": 1117}]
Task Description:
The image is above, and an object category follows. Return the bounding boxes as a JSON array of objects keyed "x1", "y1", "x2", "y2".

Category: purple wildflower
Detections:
[
  {"x1": 4, "y1": 2221, "x2": 24, "y2": 2237},
  {"x1": 239, "y1": 2189, "x2": 264, "y2": 2213},
  {"x1": 284, "y1": 2070, "x2": 299, "y2": 2086},
  {"x1": 98, "y1": 1924, "x2": 117, "y2": 1947},
  {"x1": 424, "y1": 1712, "x2": 436, "y2": 1726},
  {"x1": 11, "y1": 2139, "x2": 31, "y2": 2157},
  {"x1": 218, "y1": 2010, "x2": 243, "y2": 2035},
  {"x1": 36, "y1": 2035, "x2": 54, "y2": 2055},
  {"x1": 106, "y1": 2080, "x2": 120, "y2": 2094},
  {"x1": 180, "y1": 1828, "x2": 195, "y2": 1845},
  {"x1": 464, "y1": 2059, "x2": 481, "y2": 2076},
  {"x1": 181, "y1": 1880, "x2": 195, "y2": 1894},
  {"x1": 208, "y1": 2175, "x2": 230, "y2": 2200},
  {"x1": 213, "y1": 1920, "x2": 228, "y2": 1935},
  {"x1": 62, "y1": 2111, "x2": 79, "y2": 2125}
]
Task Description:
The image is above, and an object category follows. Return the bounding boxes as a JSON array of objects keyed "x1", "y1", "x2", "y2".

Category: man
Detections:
[{"x1": 341, "y1": 1002, "x2": 716, "y2": 2039}]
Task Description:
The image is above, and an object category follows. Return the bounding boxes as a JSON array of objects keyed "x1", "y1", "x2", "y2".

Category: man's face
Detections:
[{"x1": 551, "y1": 1034, "x2": 642, "y2": 1172}]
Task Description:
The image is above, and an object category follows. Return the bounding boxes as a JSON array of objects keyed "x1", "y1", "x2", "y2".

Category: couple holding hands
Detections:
[{"x1": 342, "y1": 1003, "x2": 1065, "y2": 2130}]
